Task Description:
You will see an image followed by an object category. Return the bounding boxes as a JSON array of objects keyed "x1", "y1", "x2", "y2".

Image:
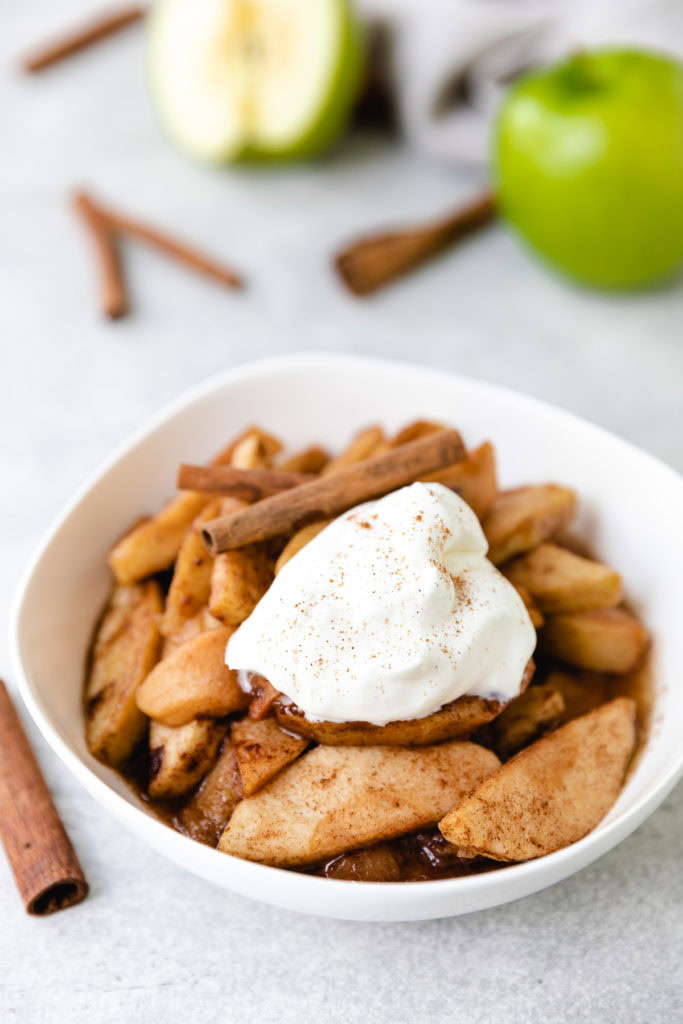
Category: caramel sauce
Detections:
[{"x1": 307, "y1": 831, "x2": 506, "y2": 883}]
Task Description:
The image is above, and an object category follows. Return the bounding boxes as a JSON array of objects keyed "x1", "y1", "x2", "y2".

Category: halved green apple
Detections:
[{"x1": 147, "y1": 0, "x2": 365, "y2": 163}]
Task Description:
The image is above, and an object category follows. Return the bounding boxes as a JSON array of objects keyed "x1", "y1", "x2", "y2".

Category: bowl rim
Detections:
[{"x1": 9, "y1": 352, "x2": 683, "y2": 916}]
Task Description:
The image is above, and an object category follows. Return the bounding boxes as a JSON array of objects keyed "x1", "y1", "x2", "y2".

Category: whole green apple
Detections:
[{"x1": 494, "y1": 49, "x2": 683, "y2": 289}]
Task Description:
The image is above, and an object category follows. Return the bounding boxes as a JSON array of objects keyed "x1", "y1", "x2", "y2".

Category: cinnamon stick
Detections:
[
  {"x1": 335, "y1": 190, "x2": 497, "y2": 297},
  {"x1": 177, "y1": 464, "x2": 313, "y2": 502},
  {"x1": 22, "y1": 5, "x2": 146, "y2": 73},
  {"x1": 202, "y1": 428, "x2": 465, "y2": 554},
  {"x1": 0, "y1": 681, "x2": 88, "y2": 915},
  {"x1": 95, "y1": 196, "x2": 244, "y2": 290},
  {"x1": 73, "y1": 191, "x2": 128, "y2": 318},
  {"x1": 72, "y1": 189, "x2": 244, "y2": 318}
]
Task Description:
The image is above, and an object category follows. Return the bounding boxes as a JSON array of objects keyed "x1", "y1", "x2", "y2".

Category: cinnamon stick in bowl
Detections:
[
  {"x1": 0, "y1": 681, "x2": 88, "y2": 915},
  {"x1": 177, "y1": 464, "x2": 313, "y2": 502},
  {"x1": 202, "y1": 428, "x2": 465, "y2": 554}
]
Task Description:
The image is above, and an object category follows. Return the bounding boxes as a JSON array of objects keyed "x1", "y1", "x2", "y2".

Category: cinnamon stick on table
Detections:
[
  {"x1": 202, "y1": 428, "x2": 465, "y2": 554},
  {"x1": 0, "y1": 681, "x2": 88, "y2": 915},
  {"x1": 73, "y1": 191, "x2": 128, "y2": 319},
  {"x1": 22, "y1": 5, "x2": 146, "y2": 73},
  {"x1": 177, "y1": 464, "x2": 313, "y2": 502},
  {"x1": 72, "y1": 189, "x2": 244, "y2": 319},
  {"x1": 97, "y1": 199, "x2": 244, "y2": 290},
  {"x1": 335, "y1": 190, "x2": 497, "y2": 297}
]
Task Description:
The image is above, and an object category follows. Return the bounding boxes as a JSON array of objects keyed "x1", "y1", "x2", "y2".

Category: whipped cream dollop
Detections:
[{"x1": 226, "y1": 482, "x2": 536, "y2": 726}]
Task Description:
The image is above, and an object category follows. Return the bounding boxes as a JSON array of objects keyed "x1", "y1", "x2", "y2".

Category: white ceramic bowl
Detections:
[{"x1": 10, "y1": 354, "x2": 683, "y2": 921}]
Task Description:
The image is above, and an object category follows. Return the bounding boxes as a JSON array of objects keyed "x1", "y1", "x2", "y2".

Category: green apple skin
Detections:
[
  {"x1": 147, "y1": 0, "x2": 365, "y2": 166},
  {"x1": 241, "y1": 1, "x2": 366, "y2": 163},
  {"x1": 494, "y1": 50, "x2": 683, "y2": 289}
]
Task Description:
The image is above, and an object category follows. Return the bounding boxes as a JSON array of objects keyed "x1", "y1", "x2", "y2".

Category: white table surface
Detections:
[{"x1": 2, "y1": 5, "x2": 682, "y2": 1022}]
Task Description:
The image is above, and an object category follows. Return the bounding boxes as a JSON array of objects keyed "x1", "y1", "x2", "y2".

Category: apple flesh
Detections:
[
  {"x1": 147, "y1": 0, "x2": 365, "y2": 164},
  {"x1": 494, "y1": 49, "x2": 683, "y2": 289}
]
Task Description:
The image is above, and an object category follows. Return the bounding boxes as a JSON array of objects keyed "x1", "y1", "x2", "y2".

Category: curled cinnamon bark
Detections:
[
  {"x1": 177, "y1": 464, "x2": 313, "y2": 501},
  {"x1": 335, "y1": 190, "x2": 496, "y2": 297},
  {"x1": 0, "y1": 681, "x2": 88, "y2": 915},
  {"x1": 22, "y1": 6, "x2": 146, "y2": 73},
  {"x1": 96, "y1": 200, "x2": 244, "y2": 290},
  {"x1": 73, "y1": 191, "x2": 127, "y2": 319},
  {"x1": 202, "y1": 428, "x2": 465, "y2": 553},
  {"x1": 72, "y1": 189, "x2": 244, "y2": 318}
]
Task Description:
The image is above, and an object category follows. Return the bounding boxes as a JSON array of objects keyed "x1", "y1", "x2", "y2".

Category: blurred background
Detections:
[{"x1": 1, "y1": 2, "x2": 682, "y2": 1021}]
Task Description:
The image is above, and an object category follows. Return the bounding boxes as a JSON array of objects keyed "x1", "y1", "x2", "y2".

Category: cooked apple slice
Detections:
[
  {"x1": 505, "y1": 542, "x2": 622, "y2": 613},
  {"x1": 542, "y1": 668, "x2": 616, "y2": 722},
  {"x1": 213, "y1": 427, "x2": 278, "y2": 468},
  {"x1": 483, "y1": 485, "x2": 576, "y2": 565},
  {"x1": 219, "y1": 741, "x2": 500, "y2": 867},
  {"x1": 148, "y1": 0, "x2": 365, "y2": 163},
  {"x1": 85, "y1": 582, "x2": 162, "y2": 766},
  {"x1": 512, "y1": 583, "x2": 545, "y2": 628},
  {"x1": 176, "y1": 741, "x2": 243, "y2": 846},
  {"x1": 275, "y1": 695, "x2": 504, "y2": 746},
  {"x1": 322, "y1": 424, "x2": 385, "y2": 475},
  {"x1": 231, "y1": 716, "x2": 308, "y2": 795},
  {"x1": 108, "y1": 492, "x2": 209, "y2": 585},
  {"x1": 477, "y1": 682, "x2": 565, "y2": 759},
  {"x1": 247, "y1": 675, "x2": 281, "y2": 720},
  {"x1": 161, "y1": 606, "x2": 223, "y2": 658},
  {"x1": 541, "y1": 607, "x2": 649, "y2": 673},
  {"x1": 148, "y1": 718, "x2": 227, "y2": 799},
  {"x1": 277, "y1": 445, "x2": 329, "y2": 475},
  {"x1": 209, "y1": 544, "x2": 273, "y2": 625},
  {"x1": 389, "y1": 420, "x2": 444, "y2": 447},
  {"x1": 424, "y1": 441, "x2": 498, "y2": 519},
  {"x1": 274, "y1": 661, "x2": 535, "y2": 745},
  {"x1": 207, "y1": 434, "x2": 279, "y2": 622},
  {"x1": 274, "y1": 520, "x2": 331, "y2": 575},
  {"x1": 160, "y1": 499, "x2": 222, "y2": 638},
  {"x1": 107, "y1": 431, "x2": 259, "y2": 583},
  {"x1": 439, "y1": 697, "x2": 636, "y2": 861},
  {"x1": 230, "y1": 429, "x2": 282, "y2": 470},
  {"x1": 136, "y1": 627, "x2": 246, "y2": 726}
]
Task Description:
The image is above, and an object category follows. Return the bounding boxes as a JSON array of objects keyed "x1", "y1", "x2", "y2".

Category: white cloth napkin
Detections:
[{"x1": 357, "y1": 0, "x2": 683, "y2": 165}]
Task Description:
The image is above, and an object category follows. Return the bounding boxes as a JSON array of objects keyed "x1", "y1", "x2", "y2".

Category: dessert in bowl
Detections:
[
  {"x1": 10, "y1": 355, "x2": 683, "y2": 920},
  {"x1": 84, "y1": 415, "x2": 648, "y2": 878}
]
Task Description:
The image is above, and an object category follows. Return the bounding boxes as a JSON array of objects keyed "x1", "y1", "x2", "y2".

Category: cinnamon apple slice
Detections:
[
  {"x1": 219, "y1": 741, "x2": 500, "y2": 867},
  {"x1": 439, "y1": 697, "x2": 637, "y2": 861},
  {"x1": 274, "y1": 660, "x2": 535, "y2": 746}
]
